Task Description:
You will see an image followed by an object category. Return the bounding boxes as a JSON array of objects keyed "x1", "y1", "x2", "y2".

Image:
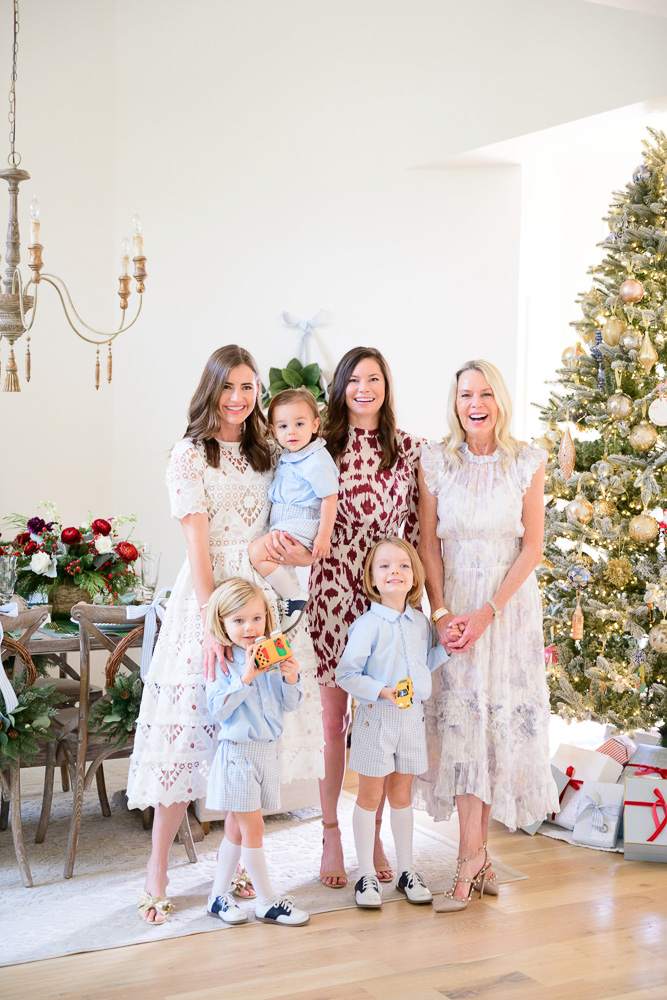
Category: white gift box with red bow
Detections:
[{"x1": 624, "y1": 776, "x2": 667, "y2": 862}]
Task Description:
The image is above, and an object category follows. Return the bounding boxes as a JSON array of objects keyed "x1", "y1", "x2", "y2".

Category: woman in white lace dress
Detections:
[
  {"x1": 127, "y1": 345, "x2": 323, "y2": 923},
  {"x1": 415, "y1": 360, "x2": 558, "y2": 913}
]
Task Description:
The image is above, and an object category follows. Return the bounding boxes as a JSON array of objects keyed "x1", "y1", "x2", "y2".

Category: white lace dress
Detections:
[
  {"x1": 126, "y1": 439, "x2": 324, "y2": 810},
  {"x1": 413, "y1": 442, "x2": 559, "y2": 831}
]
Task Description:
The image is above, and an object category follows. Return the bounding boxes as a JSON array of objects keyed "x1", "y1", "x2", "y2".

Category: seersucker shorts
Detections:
[
  {"x1": 270, "y1": 501, "x2": 320, "y2": 549},
  {"x1": 206, "y1": 739, "x2": 281, "y2": 813},
  {"x1": 349, "y1": 701, "x2": 428, "y2": 778}
]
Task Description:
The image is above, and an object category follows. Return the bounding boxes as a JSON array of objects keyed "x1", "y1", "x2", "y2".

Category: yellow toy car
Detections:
[{"x1": 395, "y1": 676, "x2": 413, "y2": 709}]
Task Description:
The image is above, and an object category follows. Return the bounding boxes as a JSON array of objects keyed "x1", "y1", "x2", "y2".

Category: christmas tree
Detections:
[{"x1": 537, "y1": 127, "x2": 667, "y2": 735}]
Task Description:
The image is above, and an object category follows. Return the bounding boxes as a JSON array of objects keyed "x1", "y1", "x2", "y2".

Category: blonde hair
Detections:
[
  {"x1": 267, "y1": 388, "x2": 321, "y2": 444},
  {"x1": 362, "y1": 537, "x2": 425, "y2": 609},
  {"x1": 443, "y1": 359, "x2": 519, "y2": 466},
  {"x1": 206, "y1": 578, "x2": 275, "y2": 646}
]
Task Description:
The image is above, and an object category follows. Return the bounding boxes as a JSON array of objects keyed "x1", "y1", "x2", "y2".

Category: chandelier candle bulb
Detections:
[{"x1": 29, "y1": 195, "x2": 39, "y2": 244}]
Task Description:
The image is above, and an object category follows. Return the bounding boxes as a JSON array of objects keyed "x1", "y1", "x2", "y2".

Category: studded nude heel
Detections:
[
  {"x1": 433, "y1": 845, "x2": 488, "y2": 913},
  {"x1": 476, "y1": 841, "x2": 499, "y2": 897}
]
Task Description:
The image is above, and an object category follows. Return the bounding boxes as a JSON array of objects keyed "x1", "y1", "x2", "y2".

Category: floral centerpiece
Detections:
[{"x1": 0, "y1": 503, "x2": 141, "y2": 614}]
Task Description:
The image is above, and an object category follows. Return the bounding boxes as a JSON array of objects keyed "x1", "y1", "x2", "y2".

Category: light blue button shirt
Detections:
[
  {"x1": 268, "y1": 438, "x2": 339, "y2": 508},
  {"x1": 335, "y1": 602, "x2": 449, "y2": 705},
  {"x1": 206, "y1": 646, "x2": 302, "y2": 742}
]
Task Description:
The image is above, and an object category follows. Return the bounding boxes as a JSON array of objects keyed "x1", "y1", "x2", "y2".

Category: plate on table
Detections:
[{"x1": 68, "y1": 618, "x2": 137, "y2": 635}]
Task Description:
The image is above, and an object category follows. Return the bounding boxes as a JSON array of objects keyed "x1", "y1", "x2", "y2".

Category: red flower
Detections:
[
  {"x1": 24, "y1": 541, "x2": 39, "y2": 556},
  {"x1": 116, "y1": 541, "x2": 139, "y2": 563},
  {"x1": 14, "y1": 532, "x2": 30, "y2": 546},
  {"x1": 61, "y1": 526, "x2": 83, "y2": 545},
  {"x1": 91, "y1": 518, "x2": 112, "y2": 536}
]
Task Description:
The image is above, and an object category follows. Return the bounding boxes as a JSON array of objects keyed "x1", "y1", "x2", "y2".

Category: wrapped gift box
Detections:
[
  {"x1": 596, "y1": 735, "x2": 636, "y2": 766},
  {"x1": 521, "y1": 764, "x2": 573, "y2": 835},
  {"x1": 624, "y1": 743, "x2": 667, "y2": 780},
  {"x1": 632, "y1": 730, "x2": 660, "y2": 746},
  {"x1": 549, "y1": 744, "x2": 623, "y2": 829},
  {"x1": 571, "y1": 780, "x2": 624, "y2": 849},
  {"x1": 624, "y1": 776, "x2": 667, "y2": 862}
]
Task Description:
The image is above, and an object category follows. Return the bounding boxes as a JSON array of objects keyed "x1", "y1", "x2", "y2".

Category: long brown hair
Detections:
[
  {"x1": 184, "y1": 345, "x2": 272, "y2": 472},
  {"x1": 323, "y1": 347, "x2": 399, "y2": 471}
]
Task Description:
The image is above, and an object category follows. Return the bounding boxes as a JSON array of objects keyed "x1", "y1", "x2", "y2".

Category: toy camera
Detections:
[
  {"x1": 396, "y1": 676, "x2": 413, "y2": 709},
  {"x1": 253, "y1": 630, "x2": 293, "y2": 671}
]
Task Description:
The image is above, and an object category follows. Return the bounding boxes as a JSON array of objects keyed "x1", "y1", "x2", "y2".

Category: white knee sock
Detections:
[
  {"x1": 264, "y1": 566, "x2": 300, "y2": 599},
  {"x1": 242, "y1": 846, "x2": 275, "y2": 906},
  {"x1": 390, "y1": 805, "x2": 414, "y2": 874},
  {"x1": 353, "y1": 803, "x2": 377, "y2": 879},
  {"x1": 212, "y1": 838, "x2": 242, "y2": 896}
]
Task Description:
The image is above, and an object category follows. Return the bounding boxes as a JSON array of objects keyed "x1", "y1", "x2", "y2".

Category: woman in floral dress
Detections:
[
  {"x1": 127, "y1": 345, "x2": 323, "y2": 923},
  {"x1": 307, "y1": 347, "x2": 421, "y2": 888},
  {"x1": 415, "y1": 359, "x2": 558, "y2": 912}
]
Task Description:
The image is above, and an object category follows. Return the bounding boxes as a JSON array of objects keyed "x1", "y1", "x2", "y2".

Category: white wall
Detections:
[{"x1": 2, "y1": 0, "x2": 667, "y2": 585}]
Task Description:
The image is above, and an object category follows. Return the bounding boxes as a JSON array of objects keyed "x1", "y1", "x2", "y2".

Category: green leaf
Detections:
[
  {"x1": 0, "y1": 731, "x2": 7, "y2": 745},
  {"x1": 301, "y1": 363, "x2": 320, "y2": 384},
  {"x1": 268, "y1": 381, "x2": 289, "y2": 395},
  {"x1": 31, "y1": 716, "x2": 51, "y2": 730},
  {"x1": 103, "y1": 713, "x2": 122, "y2": 724},
  {"x1": 285, "y1": 357, "x2": 303, "y2": 372},
  {"x1": 281, "y1": 368, "x2": 304, "y2": 388},
  {"x1": 269, "y1": 367, "x2": 283, "y2": 385}
]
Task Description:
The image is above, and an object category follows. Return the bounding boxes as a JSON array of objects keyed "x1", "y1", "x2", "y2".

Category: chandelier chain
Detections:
[{"x1": 8, "y1": 0, "x2": 20, "y2": 167}]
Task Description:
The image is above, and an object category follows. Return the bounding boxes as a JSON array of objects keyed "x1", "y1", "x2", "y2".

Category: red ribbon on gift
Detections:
[
  {"x1": 551, "y1": 765, "x2": 583, "y2": 821},
  {"x1": 631, "y1": 765, "x2": 667, "y2": 781},
  {"x1": 624, "y1": 786, "x2": 667, "y2": 843}
]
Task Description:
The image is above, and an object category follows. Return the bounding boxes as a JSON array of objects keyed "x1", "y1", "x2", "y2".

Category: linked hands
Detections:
[{"x1": 445, "y1": 605, "x2": 495, "y2": 653}]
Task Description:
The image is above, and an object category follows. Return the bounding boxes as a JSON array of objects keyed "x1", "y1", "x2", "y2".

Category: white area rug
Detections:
[{"x1": 1, "y1": 762, "x2": 526, "y2": 967}]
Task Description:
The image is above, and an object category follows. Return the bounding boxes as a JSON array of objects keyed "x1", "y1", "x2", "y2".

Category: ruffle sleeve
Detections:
[
  {"x1": 166, "y1": 439, "x2": 207, "y2": 519},
  {"x1": 419, "y1": 440, "x2": 445, "y2": 497},
  {"x1": 512, "y1": 444, "x2": 548, "y2": 496}
]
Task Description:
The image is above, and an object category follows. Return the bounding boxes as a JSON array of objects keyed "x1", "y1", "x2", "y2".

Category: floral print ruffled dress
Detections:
[
  {"x1": 127, "y1": 438, "x2": 323, "y2": 810},
  {"x1": 413, "y1": 442, "x2": 559, "y2": 831}
]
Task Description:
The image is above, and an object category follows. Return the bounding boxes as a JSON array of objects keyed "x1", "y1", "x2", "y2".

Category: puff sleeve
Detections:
[{"x1": 166, "y1": 439, "x2": 207, "y2": 520}]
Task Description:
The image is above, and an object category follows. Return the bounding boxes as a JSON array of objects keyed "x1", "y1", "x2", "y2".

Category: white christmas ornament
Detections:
[{"x1": 649, "y1": 395, "x2": 667, "y2": 426}]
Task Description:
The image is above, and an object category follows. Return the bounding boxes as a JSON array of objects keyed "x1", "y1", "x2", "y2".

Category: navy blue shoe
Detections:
[
  {"x1": 279, "y1": 595, "x2": 312, "y2": 633},
  {"x1": 255, "y1": 896, "x2": 310, "y2": 925},
  {"x1": 396, "y1": 870, "x2": 433, "y2": 904},
  {"x1": 207, "y1": 891, "x2": 248, "y2": 924},
  {"x1": 354, "y1": 874, "x2": 382, "y2": 908}
]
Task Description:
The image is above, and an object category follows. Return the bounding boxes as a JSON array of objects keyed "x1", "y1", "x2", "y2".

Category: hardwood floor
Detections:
[{"x1": 5, "y1": 768, "x2": 667, "y2": 1000}]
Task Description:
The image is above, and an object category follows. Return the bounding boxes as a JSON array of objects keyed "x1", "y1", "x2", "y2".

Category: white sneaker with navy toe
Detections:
[
  {"x1": 396, "y1": 870, "x2": 433, "y2": 904},
  {"x1": 255, "y1": 896, "x2": 310, "y2": 926},
  {"x1": 354, "y1": 874, "x2": 382, "y2": 908},
  {"x1": 207, "y1": 891, "x2": 248, "y2": 924}
]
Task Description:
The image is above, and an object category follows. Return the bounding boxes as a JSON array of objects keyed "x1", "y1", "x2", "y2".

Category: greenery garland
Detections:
[
  {"x1": 88, "y1": 671, "x2": 142, "y2": 751},
  {"x1": 0, "y1": 683, "x2": 63, "y2": 767}
]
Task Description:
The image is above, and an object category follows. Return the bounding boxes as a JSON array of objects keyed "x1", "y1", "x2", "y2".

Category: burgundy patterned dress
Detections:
[{"x1": 309, "y1": 427, "x2": 422, "y2": 686}]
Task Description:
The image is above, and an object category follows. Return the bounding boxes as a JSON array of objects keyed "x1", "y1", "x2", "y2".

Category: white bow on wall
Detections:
[{"x1": 281, "y1": 309, "x2": 335, "y2": 382}]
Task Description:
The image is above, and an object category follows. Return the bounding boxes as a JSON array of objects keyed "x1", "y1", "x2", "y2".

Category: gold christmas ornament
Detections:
[
  {"x1": 561, "y1": 343, "x2": 583, "y2": 369},
  {"x1": 558, "y1": 426, "x2": 576, "y2": 480},
  {"x1": 619, "y1": 329, "x2": 643, "y2": 353},
  {"x1": 619, "y1": 278, "x2": 645, "y2": 303},
  {"x1": 566, "y1": 496, "x2": 594, "y2": 525},
  {"x1": 629, "y1": 512, "x2": 659, "y2": 543},
  {"x1": 606, "y1": 392, "x2": 633, "y2": 419},
  {"x1": 601, "y1": 318, "x2": 626, "y2": 346},
  {"x1": 604, "y1": 556, "x2": 633, "y2": 588},
  {"x1": 582, "y1": 288, "x2": 602, "y2": 313},
  {"x1": 638, "y1": 331, "x2": 659, "y2": 375},
  {"x1": 648, "y1": 621, "x2": 667, "y2": 654},
  {"x1": 628, "y1": 420, "x2": 658, "y2": 452},
  {"x1": 534, "y1": 435, "x2": 555, "y2": 451},
  {"x1": 593, "y1": 498, "x2": 617, "y2": 519}
]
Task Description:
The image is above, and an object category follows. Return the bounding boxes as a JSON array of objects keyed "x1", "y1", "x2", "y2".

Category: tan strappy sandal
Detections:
[
  {"x1": 320, "y1": 820, "x2": 347, "y2": 888},
  {"x1": 137, "y1": 890, "x2": 175, "y2": 923},
  {"x1": 477, "y1": 841, "x2": 499, "y2": 896},
  {"x1": 433, "y1": 845, "x2": 488, "y2": 913},
  {"x1": 374, "y1": 816, "x2": 393, "y2": 882}
]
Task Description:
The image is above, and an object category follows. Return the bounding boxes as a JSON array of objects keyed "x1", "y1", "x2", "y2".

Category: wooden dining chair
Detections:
[
  {"x1": 0, "y1": 606, "x2": 49, "y2": 887},
  {"x1": 55, "y1": 602, "x2": 197, "y2": 879}
]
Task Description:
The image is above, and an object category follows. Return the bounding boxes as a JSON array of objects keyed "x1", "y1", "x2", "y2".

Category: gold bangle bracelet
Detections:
[
  {"x1": 488, "y1": 599, "x2": 502, "y2": 620},
  {"x1": 431, "y1": 607, "x2": 449, "y2": 624}
]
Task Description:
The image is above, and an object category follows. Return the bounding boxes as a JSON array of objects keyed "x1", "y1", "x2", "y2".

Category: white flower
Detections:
[
  {"x1": 31, "y1": 551, "x2": 53, "y2": 575},
  {"x1": 95, "y1": 535, "x2": 113, "y2": 554}
]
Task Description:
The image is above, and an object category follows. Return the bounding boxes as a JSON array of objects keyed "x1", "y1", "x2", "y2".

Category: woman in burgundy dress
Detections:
[{"x1": 309, "y1": 347, "x2": 421, "y2": 887}]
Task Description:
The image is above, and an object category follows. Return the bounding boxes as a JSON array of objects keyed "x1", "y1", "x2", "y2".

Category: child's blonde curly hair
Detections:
[
  {"x1": 206, "y1": 577, "x2": 275, "y2": 645},
  {"x1": 362, "y1": 536, "x2": 425, "y2": 609}
]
